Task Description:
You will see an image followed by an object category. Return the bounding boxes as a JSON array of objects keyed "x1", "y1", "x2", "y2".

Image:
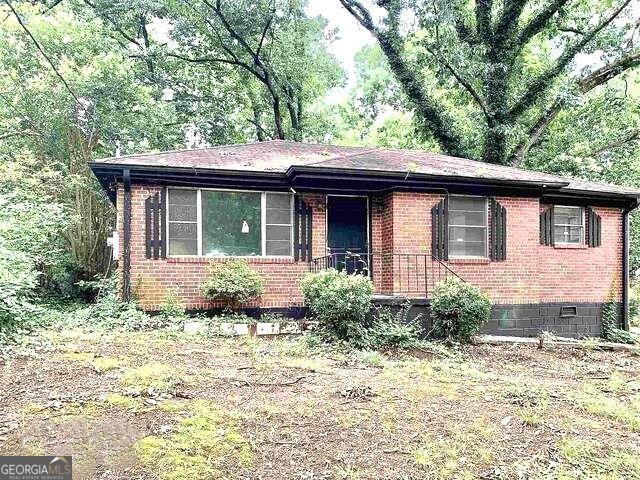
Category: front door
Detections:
[{"x1": 327, "y1": 196, "x2": 369, "y2": 274}]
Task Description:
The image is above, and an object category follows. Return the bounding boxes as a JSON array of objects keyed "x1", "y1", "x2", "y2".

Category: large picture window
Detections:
[
  {"x1": 553, "y1": 206, "x2": 584, "y2": 244},
  {"x1": 167, "y1": 189, "x2": 293, "y2": 257},
  {"x1": 448, "y1": 196, "x2": 488, "y2": 257}
]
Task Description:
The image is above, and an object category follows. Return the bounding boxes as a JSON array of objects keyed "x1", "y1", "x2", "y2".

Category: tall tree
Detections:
[
  {"x1": 81, "y1": 0, "x2": 344, "y2": 141},
  {"x1": 0, "y1": 2, "x2": 184, "y2": 278},
  {"x1": 340, "y1": 0, "x2": 640, "y2": 165}
]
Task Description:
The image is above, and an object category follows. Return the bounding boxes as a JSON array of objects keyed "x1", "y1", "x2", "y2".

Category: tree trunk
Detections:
[
  {"x1": 482, "y1": 47, "x2": 511, "y2": 164},
  {"x1": 272, "y1": 94, "x2": 285, "y2": 140}
]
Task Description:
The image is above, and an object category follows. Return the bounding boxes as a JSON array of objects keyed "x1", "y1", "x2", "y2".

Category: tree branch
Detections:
[
  {"x1": 475, "y1": 0, "x2": 493, "y2": 44},
  {"x1": 509, "y1": 0, "x2": 632, "y2": 118},
  {"x1": 494, "y1": 0, "x2": 528, "y2": 48},
  {"x1": 587, "y1": 129, "x2": 639, "y2": 157},
  {"x1": 422, "y1": 43, "x2": 490, "y2": 120},
  {"x1": 514, "y1": 0, "x2": 572, "y2": 48},
  {"x1": 509, "y1": 50, "x2": 640, "y2": 163},
  {"x1": 255, "y1": 7, "x2": 275, "y2": 59},
  {"x1": 197, "y1": 0, "x2": 285, "y2": 138},
  {"x1": 557, "y1": 26, "x2": 585, "y2": 35},
  {"x1": 165, "y1": 52, "x2": 247, "y2": 68},
  {"x1": 4, "y1": 0, "x2": 81, "y2": 104},
  {"x1": 81, "y1": 0, "x2": 142, "y2": 47},
  {"x1": 580, "y1": 50, "x2": 640, "y2": 91}
]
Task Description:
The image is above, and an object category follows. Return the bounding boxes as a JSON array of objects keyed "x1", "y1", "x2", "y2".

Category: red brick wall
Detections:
[
  {"x1": 117, "y1": 185, "x2": 623, "y2": 310},
  {"x1": 384, "y1": 192, "x2": 622, "y2": 304},
  {"x1": 117, "y1": 185, "x2": 324, "y2": 310}
]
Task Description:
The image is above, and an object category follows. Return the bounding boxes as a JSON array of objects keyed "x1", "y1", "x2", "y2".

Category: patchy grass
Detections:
[
  {"x1": 102, "y1": 393, "x2": 145, "y2": 411},
  {"x1": 2, "y1": 330, "x2": 640, "y2": 479},
  {"x1": 136, "y1": 400, "x2": 252, "y2": 480},
  {"x1": 555, "y1": 437, "x2": 640, "y2": 479},
  {"x1": 413, "y1": 418, "x2": 496, "y2": 479},
  {"x1": 120, "y1": 362, "x2": 184, "y2": 394},
  {"x1": 572, "y1": 382, "x2": 640, "y2": 431},
  {"x1": 61, "y1": 352, "x2": 124, "y2": 373}
]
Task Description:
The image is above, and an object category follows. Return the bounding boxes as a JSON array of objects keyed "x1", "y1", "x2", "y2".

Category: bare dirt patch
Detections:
[{"x1": 1, "y1": 329, "x2": 639, "y2": 479}]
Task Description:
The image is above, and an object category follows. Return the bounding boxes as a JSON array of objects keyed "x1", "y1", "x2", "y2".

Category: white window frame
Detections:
[
  {"x1": 448, "y1": 195, "x2": 489, "y2": 259},
  {"x1": 553, "y1": 205, "x2": 585, "y2": 245},
  {"x1": 166, "y1": 189, "x2": 198, "y2": 257},
  {"x1": 166, "y1": 187, "x2": 294, "y2": 258}
]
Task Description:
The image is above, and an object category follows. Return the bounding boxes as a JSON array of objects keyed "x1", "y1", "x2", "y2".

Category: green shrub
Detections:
[
  {"x1": 200, "y1": 260, "x2": 264, "y2": 311},
  {"x1": 431, "y1": 277, "x2": 491, "y2": 343},
  {"x1": 300, "y1": 268, "x2": 374, "y2": 346},
  {"x1": 0, "y1": 244, "x2": 39, "y2": 333},
  {"x1": 73, "y1": 276, "x2": 153, "y2": 331}
]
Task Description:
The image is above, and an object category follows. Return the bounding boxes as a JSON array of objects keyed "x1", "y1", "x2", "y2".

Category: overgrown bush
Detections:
[
  {"x1": 301, "y1": 269, "x2": 374, "y2": 346},
  {"x1": 200, "y1": 260, "x2": 264, "y2": 311},
  {"x1": 160, "y1": 289, "x2": 186, "y2": 318},
  {"x1": 301, "y1": 270, "x2": 425, "y2": 349},
  {"x1": 0, "y1": 174, "x2": 71, "y2": 336},
  {"x1": 369, "y1": 303, "x2": 421, "y2": 348},
  {"x1": 0, "y1": 244, "x2": 39, "y2": 333},
  {"x1": 431, "y1": 277, "x2": 491, "y2": 343},
  {"x1": 73, "y1": 277, "x2": 153, "y2": 331}
]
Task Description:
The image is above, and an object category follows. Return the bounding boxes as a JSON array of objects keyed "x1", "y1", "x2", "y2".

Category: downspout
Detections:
[
  {"x1": 622, "y1": 207, "x2": 630, "y2": 330},
  {"x1": 122, "y1": 168, "x2": 132, "y2": 302}
]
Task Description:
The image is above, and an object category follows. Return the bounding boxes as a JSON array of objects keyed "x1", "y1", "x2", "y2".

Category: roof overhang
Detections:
[{"x1": 90, "y1": 162, "x2": 640, "y2": 209}]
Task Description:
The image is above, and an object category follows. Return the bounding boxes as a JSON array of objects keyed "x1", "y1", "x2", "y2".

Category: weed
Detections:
[
  {"x1": 517, "y1": 406, "x2": 547, "y2": 426},
  {"x1": 585, "y1": 396, "x2": 640, "y2": 430},
  {"x1": 573, "y1": 383, "x2": 640, "y2": 431},
  {"x1": 504, "y1": 385, "x2": 550, "y2": 426},
  {"x1": 558, "y1": 437, "x2": 593, "y2": 462},
  {"x1": 92, "y1": 357, "x2": 122, "y2": 372},
  {"x1": 358, "y1": 350, "x2": 385, "y2": 367},
  {"x1": 333, "y1": 464, "x2": 365, "y2": 480}
]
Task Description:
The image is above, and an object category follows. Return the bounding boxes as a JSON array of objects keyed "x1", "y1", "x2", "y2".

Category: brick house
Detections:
[{"x1": 90, "y1": 140, "x2": 640, "y2": 337}]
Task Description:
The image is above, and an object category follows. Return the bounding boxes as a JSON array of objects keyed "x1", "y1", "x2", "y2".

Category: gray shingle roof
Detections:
[{"x1": 92, "y1": 140, "x2": 640, "y2": 197}]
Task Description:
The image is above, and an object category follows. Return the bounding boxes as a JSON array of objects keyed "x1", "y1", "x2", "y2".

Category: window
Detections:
[
  {"x1": 202, "y1": 190, "x2": 261, "y2": 256},
  {"x1": 265, "y1": 193, "x2": 293, "y2": 256},
  {"x1": 448, "y1": 196, "x2": 488, "y2": 257},
  {"x1": 167, "y1": 189, "x2": 293, "y2": 257},
  {"x1": 167, "y1": 189, "x2": 198, "y2": 256},
  {"x1": 553, "y1": 206, "x2": 583, "y2": 244}
]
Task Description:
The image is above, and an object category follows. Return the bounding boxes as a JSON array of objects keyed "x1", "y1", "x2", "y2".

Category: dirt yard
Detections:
[{"x1": 1, "y1": 328, "x2": 639, "y2": 480}]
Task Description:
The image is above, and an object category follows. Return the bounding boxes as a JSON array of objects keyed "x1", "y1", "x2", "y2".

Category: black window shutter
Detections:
[
  {"x1": 294, "y1": 196, "x2": 312, "y2": 261},
  {"x1": 160, "y1": 187, "x2": 167, "y2": 258},
  {"x1": 431, "y1": 197, "x2": 448, "y2": 261},
  {"x1": 145, "y1": 195, "x2": 152, "y2": 259},
  {"x1": 540, "y1": 206, "x2": 554, "y2": 246},
  {"x1": 145, "y1": 191, "x2": 166, "y2": 260},
  {"x1": 490, "y1": 198, "x2": 507, "y2": 261},
  {"x1": 586, "y1": 207, "x2": 602, "y2": 247}
]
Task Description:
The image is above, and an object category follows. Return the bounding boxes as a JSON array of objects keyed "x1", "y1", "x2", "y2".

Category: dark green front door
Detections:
[{"x1": 327, "y1": 196, "x2": 369, "y2": 274}]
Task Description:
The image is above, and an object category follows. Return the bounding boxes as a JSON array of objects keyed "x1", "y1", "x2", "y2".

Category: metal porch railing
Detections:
[{"x1": 309, "y1": 252, "x2": 463, "y2": 299}]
